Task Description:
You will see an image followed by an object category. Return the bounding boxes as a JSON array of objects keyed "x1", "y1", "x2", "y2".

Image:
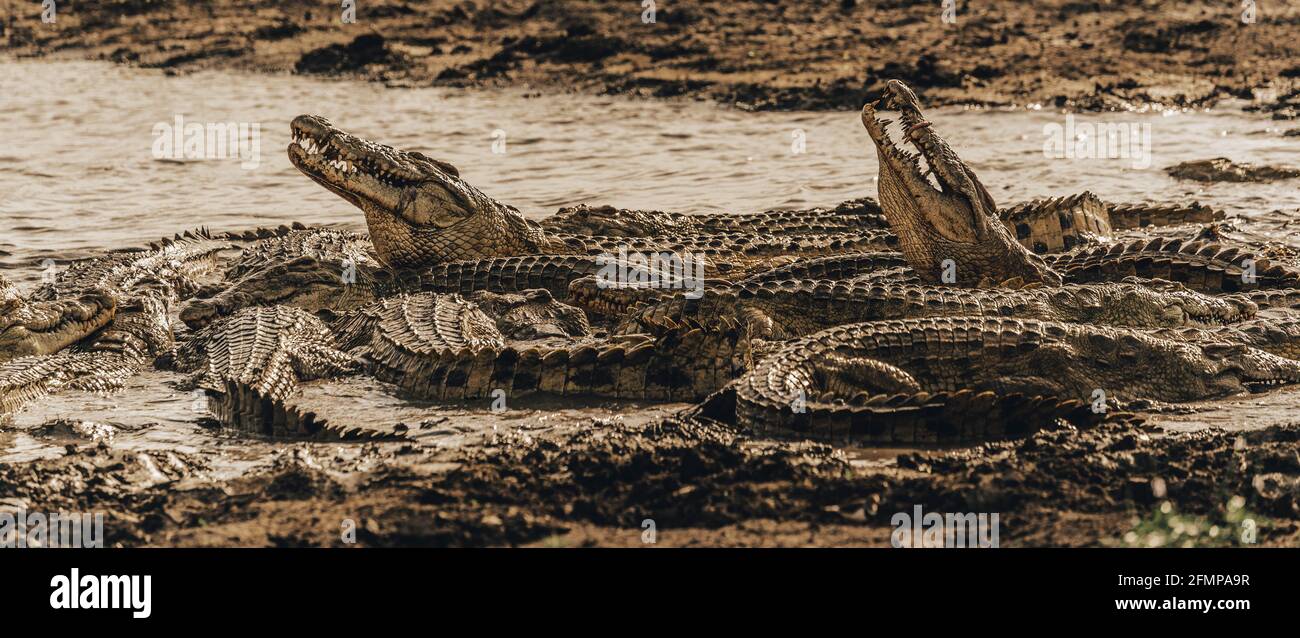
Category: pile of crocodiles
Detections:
[{"x1": 6, "y1": 79, "x2": 1300, "y2": 445}]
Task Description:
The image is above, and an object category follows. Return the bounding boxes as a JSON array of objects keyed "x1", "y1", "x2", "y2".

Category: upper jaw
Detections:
[
  {"x1": 289, "y1": 115, "x2": 421, "y2": 215},
  {"x1": 861, "y1": 81, "x2": 986, "y2": 242}
]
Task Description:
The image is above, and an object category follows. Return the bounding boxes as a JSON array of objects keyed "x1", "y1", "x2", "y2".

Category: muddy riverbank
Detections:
[
  {"x1": 8, "y1": 413, "x2": 1299, "y2": 547},
  {"x1": 4, "y1": 3, "x2": 1300, "y2": 548},
  {"x1": 4, "y1": 0, "x2": 1300, "y2": 113}
]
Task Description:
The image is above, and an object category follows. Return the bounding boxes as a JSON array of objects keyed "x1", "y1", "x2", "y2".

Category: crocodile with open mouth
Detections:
[
  {"x1": 24, "y1": 91, "x2": 1300, "y2": 445},
  {"x1": 862, "y1": 79, "x2": 1062, "y2": 286},
  {"x1": 287, "y1": 115, "x2": 894, "y2": 269}
]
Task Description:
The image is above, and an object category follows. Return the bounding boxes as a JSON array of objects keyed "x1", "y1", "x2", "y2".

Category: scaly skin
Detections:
[
  {"x1": 30, "y1": 229, "x2": 226, "y2": 302},
  {"x1": 289, "y1": 115, "x2": 554, "y2": 267},
  {"x1": 0, "y1": 232, "x2": 227, "y2": 418},
  {"x1": 1106, "y1": 201, "x2": 1223, "y2": 230},
  {"x1": 1047, "y1": 237, "x2": 1300, "y2": 292},
  {"x1": 601, "y1": 279, "x2": 1257, "y2": 339},
  {"x1": 735, "y1": 317, "x2": 1300, "y2": 444},
  {"x1": 538, "y1": 198, "x2": 888, "y2": 237},
  {"x1": 998, "y1": 194, "x2": 1225, "y2": 255},
  {"x1": 0, "y1": 275, "x2": 115, "y2": 363},
  {"x1": 1151, "y1": 318, "x2": 1300, "y2": 361},
  {"x1": 180, "y1": 230, "x2": 718, "y2": 328},
  {"x1": 736, "y1": 252, "x2": 911, "y2": 286},
  {"x1": 0, "y1": 293, "x2": 172, "y2": 420},
  {"x1": 173, "y1": 305, "x2": 358, "y2": 404},
  {"x1": 999, "y1": 192, "x2": 1112, "y2": 254},
  {"x1": 180, "y1": 226, "x2": 398, "y2": 329},
  {"x1": 289, "y1": 115, "x2": 896, "y2": 268},
  {"x1": 333, "y1": 292, "x2": 742, "y2": 403},
  {"x1": 861, "y1": 80, "x2": 1061, "y2": 286},
  {"x1": 169, "y1": 306, "x2": 403, "y2": 440}
]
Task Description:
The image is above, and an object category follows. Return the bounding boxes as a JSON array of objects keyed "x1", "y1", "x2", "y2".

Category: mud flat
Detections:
[
  {"x1": 4, "y1": 0, "x2": 1299, "y2": 113},
  {"x1": 2, "y1": 404, "x2": 1297, "y2": 547}
]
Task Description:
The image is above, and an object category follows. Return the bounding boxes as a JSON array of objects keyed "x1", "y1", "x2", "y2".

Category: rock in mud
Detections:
[
  {"x1": 1165, "y1": 158, "x2": 1300, "y2": 183},
  {"x1": 295, "y1": 34, "x2": 410, "y2": 75}
]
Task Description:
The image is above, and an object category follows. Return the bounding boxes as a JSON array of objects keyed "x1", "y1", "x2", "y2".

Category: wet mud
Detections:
[
  {"x1": 5, "y1": 2, "x2": 1300, "y2": 548},
  {"x1": 4, "y1": 1, "x2": 1299, "y2": 113},
  {"x1": 5, "y1": 411, "x2": 1299, "y2": 547}
]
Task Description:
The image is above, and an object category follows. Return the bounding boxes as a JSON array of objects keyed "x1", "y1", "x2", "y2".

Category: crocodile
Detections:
[
  {"x1": 330, "y1": 290, "x2": 738, "y2": 403},
  {"x1": 168, "y1": 304, "x2": 416, "y2": 440},
  {"x1": 538, "y1": 198, "x2": 889, "y2": 237},
  {"x1": 179, "y1": 234, "x2": 710, "y2": 329},
  {"x1": 288, "y1": 115, "x2": 894, "y2": 269},
  {"x1": 1165, "y1": 158, "x2": 1300, "y2": 183},
  {"x1": 733, "y1": 317, "x2": 1300, "y2": 444},
  {"x1": 1151, "y1": 317, "x2": 1300, "y2": 361},
  {"x1": 861, "y1": 79, "x2": 1061, "y2": 286},
  {"x1": 587, "y1": 279, "x2": 1257, "y2": 340},
  {"x1": 726, "y1": 234, "x2": 1300, "y2": 295},
  {"x1": 1046, "y1": 237, "x2": 1300, "y2": 292},
  {"x1": 998, "y1": 193, "x2": 1225, "y2": 255},
  {"x1": 134, "y1": 105, "x2": 1300, "y2": 446},
  {"x1": 1, "y1": 291, "x2": 172, "y2": 419},
  {"x1": 0, "y1": 274, "x2": 116, "y2": 363},
  {"x1": 0, "y1": 232, "x2": 227, "y2": 419}
]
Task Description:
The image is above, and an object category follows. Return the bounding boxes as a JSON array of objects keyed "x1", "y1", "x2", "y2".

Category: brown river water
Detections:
[{"x1": 1, "y1": 59, "x2": 1299, "y2": 469}]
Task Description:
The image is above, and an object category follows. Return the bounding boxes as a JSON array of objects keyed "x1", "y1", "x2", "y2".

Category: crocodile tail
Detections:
[
  {"x1": 205, "y1": 380, "x2": 406, "y2": 441},
  {"x1": 1106, "y1": 201, "x2": 1224, "y2": 229},
  {"x1": 738, "y1": 383, "x2": 1115, "y2": 446},
  {"x1": 1050, "y1": 237, "x2": 1300, "y2": 292},
  {"x1": 999, "y1": 192, "x2": 1111, "y2": 254}
]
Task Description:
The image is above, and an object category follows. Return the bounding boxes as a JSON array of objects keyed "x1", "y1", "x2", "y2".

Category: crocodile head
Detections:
[
  {"x1": 1040, "y1": 329, "x2": 1300, "y2": 402},
  {"x1": 469, "y1": 289, "x2": 590, "y2": 340},
  {"x1": 289, "y1": 115, "x2": 548, "y2": 268},
  {"x1": 862, "y1": 80, "x2": 1061, "y2": 286},
  {"x1": 1061, "y1": 282, "x2": 1257, "y2": 328},
  {"x1": 0, "y1": 291, "x2": 116, "y2": 363}
]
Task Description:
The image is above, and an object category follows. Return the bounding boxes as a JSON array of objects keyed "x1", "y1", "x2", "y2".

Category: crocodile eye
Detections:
[{"x1": 408, "y1": 151, "x2": 460, "y2": 177}]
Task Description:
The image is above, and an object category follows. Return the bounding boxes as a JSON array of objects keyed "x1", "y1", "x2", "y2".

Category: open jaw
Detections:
[
  {"x1": 860, "y1": 80, "x2": 1060, "y2": 286},
  {"x1": 860, "y1": 80, "x2": 996, "y2": 244},
  {"x1": 288, "y1": 115, "x2": 546, "y2": 267},
  {"x1": 288, "y1": 114, "x2": 474, "y2": 226},
  {"x1": 0, "y1": 292, "x2": 116, "y2": 362}
]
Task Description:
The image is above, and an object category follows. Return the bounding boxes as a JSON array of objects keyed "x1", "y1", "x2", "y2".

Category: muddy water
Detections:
[{"x1": 2, "y1": 58, "x2": 1299, "y2": 465}]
